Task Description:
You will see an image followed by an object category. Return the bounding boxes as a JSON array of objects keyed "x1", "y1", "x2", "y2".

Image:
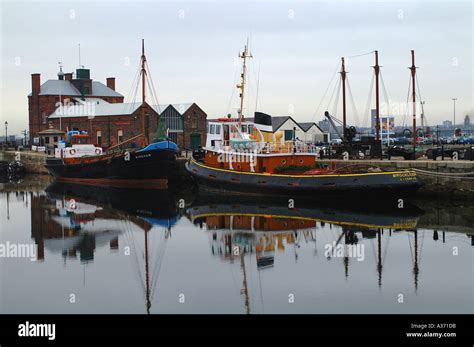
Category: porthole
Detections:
[{"x1": 282, "y1": 159, "x2": 287, "y2": 164}]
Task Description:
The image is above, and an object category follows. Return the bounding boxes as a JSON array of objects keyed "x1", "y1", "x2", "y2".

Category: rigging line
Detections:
[
  {"x1": 254, "y1": 61, "x2": 261, "y2": 112},
  {"x1": 129, "y1": 71, "x2": 141, "y2": 114},
  {"x1": 326, "y1": 76, "x2": 340, "y2": 117},
  {"x1": 379, "y1": 71, "x2": 391, "y2": 115},
  {"x1": 362, "y1": 73, "x2": 374, "y2": 128},
  {"x1": 311, "y1": 60, "x2": 341, "y2": 122},
  {"x1": 145, "y1": 61, "x2": 162, "y2": 111},
  {"x1": 346, "y1": 50, "x2": 376, "y2": 59},
  {"x1": 402, "y1": 74, "x2": 412, "y2": 128},
  {"x1": 415, "y1": 74, "x2": 428, "y2": 126},
  {"x1": 332, "y1": 78, "x2": 342, "y2": 120},
  {"x1": 151, "y1": 233, "x2": 167, "y2": 298},
  {"x1": 227, "y1": 64, "x2": 241, "y2": 115},
  {"x1": 124, "y1": 63, "x2": 141, "y2": 105},
  {"x1": 144, "y1": 67, "x2": 159, "y2": 110},
  {"x1": 382, "y1": 231, "x2": 391, "y2": 267},
  {"x1": 129, "y1": 64, "x2": 142, "y2": 114},
  {"x1": 407, "y1": 232, "x2": 414, "y2": 264},
  {"x1": 346, "y1": 77, "x2": 360, "y2": 126}
]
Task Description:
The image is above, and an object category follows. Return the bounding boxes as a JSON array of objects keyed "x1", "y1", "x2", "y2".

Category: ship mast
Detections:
[
  {"x1": 373, "y1": 50, "x2": 381, "y2": 143},
  {"x1": 237, "y1": 41, "x2": 252, "y2": 129},
  {"x1": 410, "y1": 50, "x2": 417, "y2": 154},
  {"x1": 141, "y1": 39, "x2": 148, "y2": 147},
  {"x1": 340, "y1": 57, "x2": 347, "y2": 139}
]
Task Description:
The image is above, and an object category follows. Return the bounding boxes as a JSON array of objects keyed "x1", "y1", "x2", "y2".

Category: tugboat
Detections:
[
  {"x1": 45, "y1": 40, "x2": 178, "y2": 189},
  {"x1": 185, "y1": 43, "x2": 423, "y2": 197}
]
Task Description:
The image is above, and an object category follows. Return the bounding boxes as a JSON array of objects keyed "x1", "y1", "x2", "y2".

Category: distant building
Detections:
[
  {"x1": 299, "y1": 122, "x2": 327, "y2": 143},
  {"x1": 464, "y1": 115, "x2": 471, "y2": 127},
  {"x1": 442, "y1": 120, "x2": 453, "y2": 128}
]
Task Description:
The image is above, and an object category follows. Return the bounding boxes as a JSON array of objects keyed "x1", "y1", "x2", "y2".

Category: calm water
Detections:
[{"x1": 0, "y1": 176, "x2": 472, "y2": 314}]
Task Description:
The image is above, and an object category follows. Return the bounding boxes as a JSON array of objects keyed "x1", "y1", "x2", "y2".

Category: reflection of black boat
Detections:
[{"x1": 46, "y1": 181, "x2": 178, "y2": 221}]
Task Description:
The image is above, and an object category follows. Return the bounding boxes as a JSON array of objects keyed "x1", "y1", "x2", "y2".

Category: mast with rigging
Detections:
[
  {"x1": 237, "y1": 42, "x2": 252, "y2": 129},
  {"x1": 141, "y1": 39, "x2": 148, "y2": 147}
]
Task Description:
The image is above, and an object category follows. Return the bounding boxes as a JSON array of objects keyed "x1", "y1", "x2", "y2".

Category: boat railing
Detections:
[
  {"x1": 255, "y1": 141, "x2": 320, "y2": 155},
  {"x1": 106, "y1": 134, "x2": 143, "y2": 154}
]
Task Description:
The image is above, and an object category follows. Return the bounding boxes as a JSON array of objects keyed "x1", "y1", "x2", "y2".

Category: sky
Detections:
[{"x1": 0, "y1": 0, "x2": 472, "y2": 135}]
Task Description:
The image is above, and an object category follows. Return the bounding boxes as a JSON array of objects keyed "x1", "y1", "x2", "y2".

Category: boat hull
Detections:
[
  {"x1": 185, "y1": 158, "x2": 423, "y2": 197},
  {"x1": 45, "y1": 147, "x2": 177, "y2": 189}
]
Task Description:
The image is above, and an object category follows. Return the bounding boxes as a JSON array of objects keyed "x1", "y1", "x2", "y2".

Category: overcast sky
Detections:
[{"x1": 1, "y1": 0, "x2": 472, "y2": 135}]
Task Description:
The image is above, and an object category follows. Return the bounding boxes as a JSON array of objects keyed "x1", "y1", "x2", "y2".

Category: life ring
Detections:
[
  {"x1": 95, "y1": 148, "x2": 101, "y2": 154},
  {"x1": 69, "y1": 149, "x2": 76, "y2": 155}
]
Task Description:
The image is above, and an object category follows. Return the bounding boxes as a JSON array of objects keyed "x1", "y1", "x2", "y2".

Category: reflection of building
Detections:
[{"x1": 30, "y1": 193, "x2": 122, "y2": 262}]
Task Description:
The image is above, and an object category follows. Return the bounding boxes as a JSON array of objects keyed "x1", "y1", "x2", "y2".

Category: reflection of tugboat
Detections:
[
  {"x1": 185, "y1": 43, "x2": 423, "y2": 197},
  {"x1": 188, "y1": 194, "x2": 423, "y2": 231},
  {"x1": 45, "y1": 40, "x2": 178, "y2": 190}
]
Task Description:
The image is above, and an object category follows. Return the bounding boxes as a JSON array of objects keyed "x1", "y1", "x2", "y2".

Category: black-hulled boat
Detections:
[{"x1": 45, "y1": 40, "x2": 178, "y2": 190}]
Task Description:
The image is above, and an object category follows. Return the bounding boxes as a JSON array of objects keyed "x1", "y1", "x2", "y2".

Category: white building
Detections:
[{"x1": 299, "y1": 122, "x2": 327, "y2": 143}]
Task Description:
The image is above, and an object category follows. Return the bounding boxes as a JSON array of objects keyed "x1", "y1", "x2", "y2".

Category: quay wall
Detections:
[
  {"x1": 0, "y1": 150, "x2": 49, "y2": 174},
  {"x1": 318, "y1": 159, "x2": 474, "y2": 199}
]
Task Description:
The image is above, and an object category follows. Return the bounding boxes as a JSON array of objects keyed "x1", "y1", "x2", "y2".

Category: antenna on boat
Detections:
[
  {"x1": 141, "y1": 39, "x2": 148, "y2": 147},
  {"x1": 237, "y1": 39, "x2": 252, "y2": 129}
]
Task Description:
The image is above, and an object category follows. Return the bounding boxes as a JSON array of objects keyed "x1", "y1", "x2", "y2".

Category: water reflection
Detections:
[{"x1": 1, "y1": 179, "x2": 472, "y2": 314}]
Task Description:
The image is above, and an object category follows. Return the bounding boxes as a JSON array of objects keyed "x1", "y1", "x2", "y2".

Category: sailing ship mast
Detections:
[
  {"x1": 141, "y1": 39, "x2": 148, "y2": 147},
  {"x1": 410, "y1": 50, "x2": 417, "y2": 154},
  {"x1": 237, "y1": 41, "x2": 252, "y2": 129}
]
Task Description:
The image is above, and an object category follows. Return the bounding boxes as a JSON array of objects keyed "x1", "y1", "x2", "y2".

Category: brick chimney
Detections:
[
  {"x1": 64, "y1": 73, "x2": 73, "y2": 81},
  {"x1": 31, "y1": 73, "x2": 40, "y2": 96},
  {"x1": 106, "y1": 77, "x2": 115, "y2": 91}
]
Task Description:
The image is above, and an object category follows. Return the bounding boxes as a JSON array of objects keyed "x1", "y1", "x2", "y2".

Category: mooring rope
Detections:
[{"x1": 412, "y1": 168, "x2": 474, "y2": 179}]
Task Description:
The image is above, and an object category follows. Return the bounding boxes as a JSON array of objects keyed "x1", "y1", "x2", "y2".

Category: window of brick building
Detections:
[
  {"x1": 117, "y1": 130, "x2": 123, "y2": 143},
  {"x1": 45, "y1": 136, "x2": 50, "y2": 144},
  {"x1": 42, "y1": 112, "x2": 47, "y2": 124}
]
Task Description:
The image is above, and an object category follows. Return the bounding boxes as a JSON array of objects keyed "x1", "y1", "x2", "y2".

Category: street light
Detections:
[
  {"x1": 452, "y1": 98, "x2": 457, "y2": 126},
  {"x1": 4, "y1": 121, "x2": 8, "y2": 146}
]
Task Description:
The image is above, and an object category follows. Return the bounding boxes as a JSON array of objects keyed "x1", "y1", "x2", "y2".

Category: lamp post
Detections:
[
  {"x1": 452, "y1": 98, "x2": 457, "y2": 126},
  {"x1": 4, "y1": 121, "x2": 8, "y2": 147}
]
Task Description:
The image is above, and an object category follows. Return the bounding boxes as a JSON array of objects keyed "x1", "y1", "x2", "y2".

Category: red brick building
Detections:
[
  {"x1": 29, "y1": 67, "x2": 207, "y2": 150},
  {"x1": 28, "y1": 67, "x2": 123, "y2": 143}
]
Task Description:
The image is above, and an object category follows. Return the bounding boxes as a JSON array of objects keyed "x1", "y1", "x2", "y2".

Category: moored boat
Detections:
[
  {"x1": 45, "y1": 40, "x2": 178, "y2": 189},
  {"x1": 185, "y1": 43, "x2": 423, "y2": 197}
]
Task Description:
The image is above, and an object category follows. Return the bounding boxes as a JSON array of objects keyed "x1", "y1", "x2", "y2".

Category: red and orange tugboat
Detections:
[
  {"x1": 45, "y1": 40, "x2": 178, "y2": 189},
  {"x1": 185, "y1": 44, "x2": 422, "y2": 197}
]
